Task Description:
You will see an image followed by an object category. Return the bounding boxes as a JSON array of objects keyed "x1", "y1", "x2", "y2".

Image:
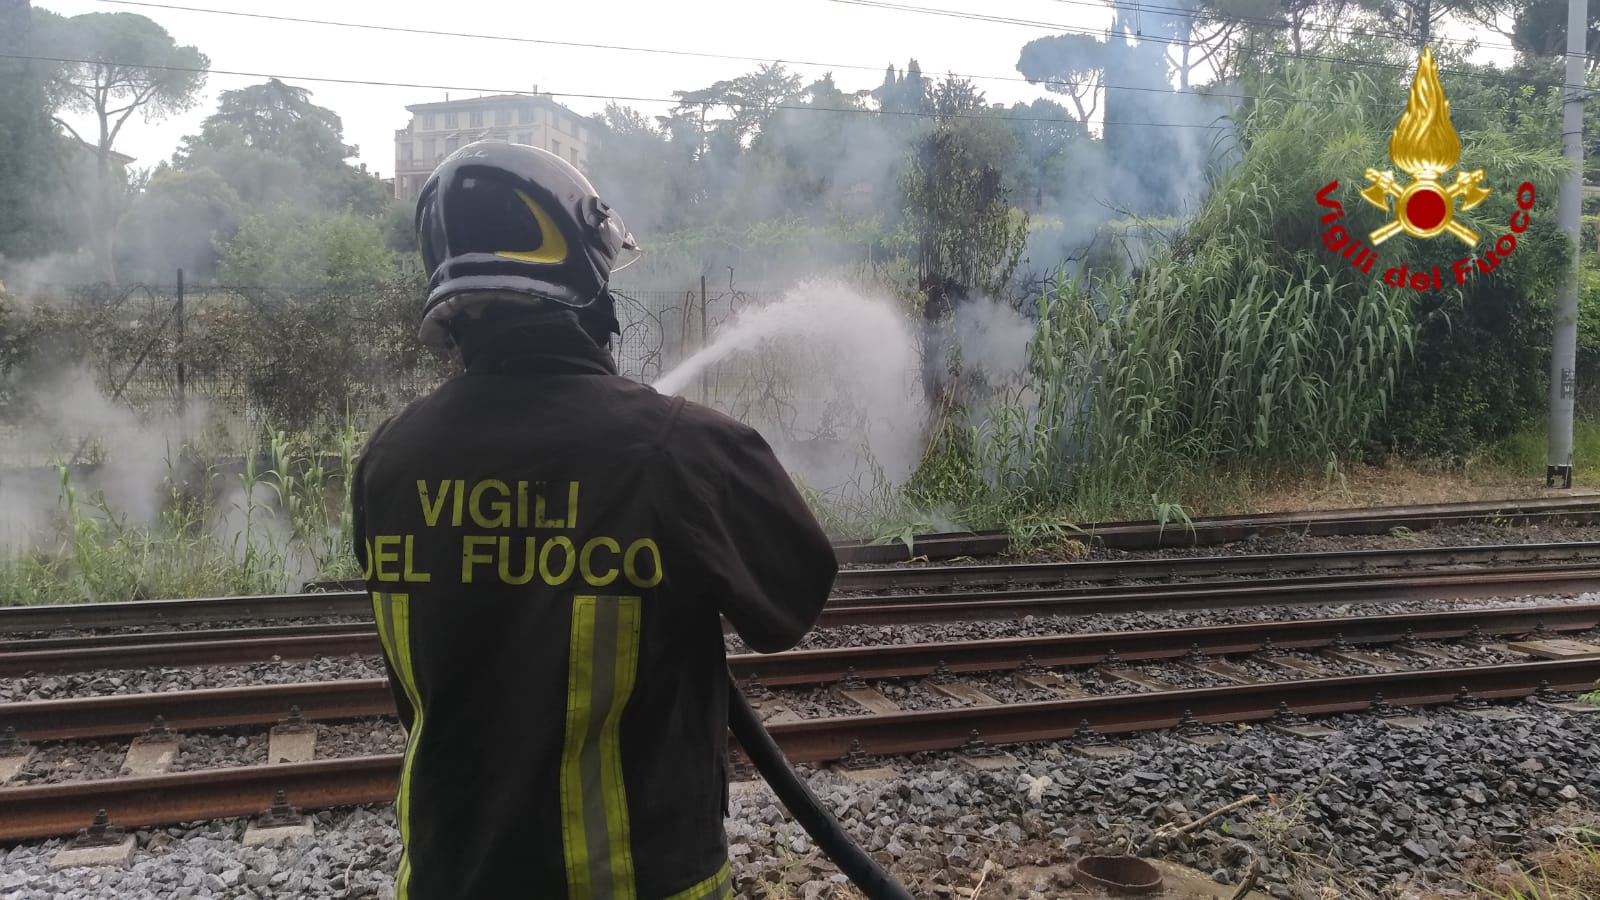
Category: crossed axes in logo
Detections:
[{"x1": 1358, "y1": 168, "x2": 1493, "y2": 247}]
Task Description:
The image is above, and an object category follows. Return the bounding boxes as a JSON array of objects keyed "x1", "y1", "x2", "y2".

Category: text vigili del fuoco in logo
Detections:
[{"x1": 1315, "y1": 47, "x2": 1536, "y2": 291}]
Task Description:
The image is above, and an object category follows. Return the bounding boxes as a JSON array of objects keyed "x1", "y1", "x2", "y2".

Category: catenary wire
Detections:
[
  {"x1": 80, "y1": 0, "x2": 1475, "y2": 109},
  {"x1": 83, "y1": 0, "x2": 1524, "y2": 114},
  {"x1": 1048, "y1": 0, "x2": 1522, "y2": 53},
  {"x1": 829, "y1": 0, "x2": 1563, "y2": 92},
  {"x1": 0, "y1": 52, "x2": 1242, "y2": 128}
]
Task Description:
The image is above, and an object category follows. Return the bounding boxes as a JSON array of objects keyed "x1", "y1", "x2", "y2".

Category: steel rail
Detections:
[
  {"x1": 1058, "y1": 495, "x2": 1600, "y2": 529},
  {"x1": 831, "y1": 501, "x2": 1600, "y2": 562},
  {"x1": 7, "y1": 603, "x2": 1598, "y2": 742},
  {"x1": 830, "y1": 541, "x2": 1600, "y2": 592},
  {"x1": 736, "y1": 603, "x2": 1600, "y2": 685},
  {"x1": 1083, "y1": 510, "x2": 1600, "y2": 550},
  {"x1": 759, "y1": 657, "x2": 1600, "y2": 763},
  {"x1": 811, "y1": 565, "x2": 1600, "y2": 627},
  {"x1": 0, "y1": 628, "x2": 381, "y2": 678},
  {"x1": 215, "y1": 498, "x2": 1600, "y2": 593},
  {"x1": 824, "y1": 561, "x2": 1600, "y2": 608},
  {"x1": 7, "y1": 578, "x2": 1594, "y2": 678},
  {"x1": 0, "y1": 755, "x2": 398, "y2": 844},
  {"x1": 0, "y1": 593, "x2": 368, "y2": 635},
  {"x1": 2, "y1": 657, "x2": 1597, "y2": 843},
  {"x1": 6, "y1": 561, "x2": 1600, "y2": 649}
]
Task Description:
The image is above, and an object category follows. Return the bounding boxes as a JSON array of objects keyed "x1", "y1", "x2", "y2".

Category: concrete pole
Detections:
[{"x1": 1549, "y1": 0, "x2": 1588, "y2": 489}]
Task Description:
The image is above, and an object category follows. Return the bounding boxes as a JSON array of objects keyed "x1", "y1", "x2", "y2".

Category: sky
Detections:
[{"x1": 34, "y1": 0, "x2": 1518, "y2": 179}]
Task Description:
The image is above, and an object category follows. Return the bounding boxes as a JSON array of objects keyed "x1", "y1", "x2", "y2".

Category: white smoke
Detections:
[{"x1": 652, "y1": 276, "x2": 928, "y2": 498}]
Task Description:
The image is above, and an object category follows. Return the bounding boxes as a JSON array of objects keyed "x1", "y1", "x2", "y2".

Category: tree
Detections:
[
  {"x1": 218, "y1": 209, "x2": 395, "y2": 289},
  {"x1": 116, "y1": 165, "x2": 242, "y2": 281},
  {"x1": 901, "y1": 75, "x2": 1029, "y2": 408},
  {"x1": 1003, "y1": 98, "x2": 1086, "y2": 211},
  {"x1": 587, "y1": 103, "x2": 682, "y2": 233},
  {"x1": 175, "y1": 79, "x2": 389, "y2": 217},
  {"x1": 1509, "y1": 0, "x2": 1600, "y2": 66},
  {"x1": 34, "y1": 11, "x2": 208, "y2": 284},
  {"x1": 0, "y1": 0, "x2": 70, "y2": 262},
  {"x1": 1016, "y1": 34, "x2": 1110, "y2": 123}
]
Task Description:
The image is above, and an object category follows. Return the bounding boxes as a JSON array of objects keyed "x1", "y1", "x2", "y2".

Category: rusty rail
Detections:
[
  {"x1": 759, "y1": 658, "x2": 1600, "y2": 763},
  {"x1": 3, "y1": 657, "x2": 1597, "y2": 843},
  {"x1": 831, "y1": 540, "x2": 1600, "y2": 592},
  {"x1": 0, "y1": 756, "x2": 397, "y2": 844},
  {"x1": 5, "y1": 566, "x2": 1600, "y2": 675},
  {"x1": 8, "y1": 560, "x2": 1600, "y2": 642},
  {"x1": 7, "y1": 603, "x2": 1597, "y2": 742},
  {"x1": 812, "y1": 565, "x2": 1600, "y2": 627}
]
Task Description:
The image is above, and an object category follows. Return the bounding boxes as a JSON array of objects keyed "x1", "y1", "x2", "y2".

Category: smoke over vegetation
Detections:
[
  {"x1": 1, "y1": 0, "x2": 1588, "y2": 593},
  {"x1": 653, "y1": 279, "x2": 926, "y2": 498}
]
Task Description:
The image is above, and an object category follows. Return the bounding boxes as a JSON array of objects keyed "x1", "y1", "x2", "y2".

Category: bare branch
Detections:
[{"x1": 51, "y1": 116, "x2": 87, "y2": 147}]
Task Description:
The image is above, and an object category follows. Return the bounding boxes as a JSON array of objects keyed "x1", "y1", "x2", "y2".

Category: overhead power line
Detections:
[
  {"x1": 85, "y1": 0, "x2": 1520, "y2": 114},
  {"x1": 830, "y1": 0, "x2": 1551, "y2": 92},
  {"x1": 1047, "y1": 0, "x2": 1520, "y2": 54},
  {"x1": 0, "y1": 52, "x2": 1240, "y2": 129}
]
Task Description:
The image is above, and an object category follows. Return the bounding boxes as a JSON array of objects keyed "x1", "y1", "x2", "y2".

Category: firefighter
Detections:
[{"x1": 350, "y1": 140, "x2": 838, "y2": 900}]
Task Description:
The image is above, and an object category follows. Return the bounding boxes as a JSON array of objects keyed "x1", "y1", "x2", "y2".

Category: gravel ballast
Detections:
[
  {"x1": 3, "y1": 699, "x2": 1597, "y2": 899},
  {"x1": 1, "y1": 656, "x2": 389, "y2": 703}
]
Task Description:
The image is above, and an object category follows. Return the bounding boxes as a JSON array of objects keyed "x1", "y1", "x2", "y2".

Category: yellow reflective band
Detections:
[
  {"x1": 494, "y1": 190, "x2": 569, "y2": 264},
  {"x1": 374, "y1": 592, "x2": 423, "y2": 900},
  {"x1": 664, "y1": 860, "x2": 734, "y2": 900},
  {"x1": 560, "y1": 595, "x2": 643, "y2": 900}
]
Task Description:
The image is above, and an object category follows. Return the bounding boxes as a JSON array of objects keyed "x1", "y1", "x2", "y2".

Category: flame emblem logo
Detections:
[{"x1": 1359, "y1": 47, "x2": 1492, "y2": 247}]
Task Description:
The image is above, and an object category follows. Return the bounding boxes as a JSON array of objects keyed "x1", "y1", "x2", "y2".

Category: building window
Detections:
[
  {"x1": 569, "y1": 148, "x2": 579, "y2": 165},
  {"x1": 470, "y1": 110, "x2": 483, "y2": 128},
  {"x1": 517, "y1": 131, "x2": 534, "y2": 145},
  {"x1": 518, "y1": 107, "x2": 533, "y2": 125},
  {"x1": 445, "y1": 112, "x2": 458, "y2": 128},
  {"x1": 494, "y1": 108, "x2": 507, "y2": 126},
  {"x1": 551, "y1": 139, "x2": 562, "y2": 156},
  {"x1": 401, "y1": 142, "x2": 413, "y2": 161},
  {"x1": 446, "y1": 136, "x2": 460, "y2": 153}
]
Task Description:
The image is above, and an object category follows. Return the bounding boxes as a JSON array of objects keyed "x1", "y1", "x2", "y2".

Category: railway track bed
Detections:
[
  {"x1": 7, "y1": 503, "x2": 1600, "y2": 897},
  {"x1": 4, "y1": 601, "x2": 1599, "y2": 843}
]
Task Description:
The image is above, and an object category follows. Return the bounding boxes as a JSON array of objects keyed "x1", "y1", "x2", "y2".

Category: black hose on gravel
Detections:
[{"x1": 726, "y1": 668, "x2": 918, "y2": 900}]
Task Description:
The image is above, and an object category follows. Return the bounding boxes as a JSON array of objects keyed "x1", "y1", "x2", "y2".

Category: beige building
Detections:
[{"x1": 393, "y1": 89, "x2": 596, "y2": 201}]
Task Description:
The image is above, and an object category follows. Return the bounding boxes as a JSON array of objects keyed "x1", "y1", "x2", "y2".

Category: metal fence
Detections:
[{"x1": 0, "y1": 275, "x2": 762, "y2": 466}]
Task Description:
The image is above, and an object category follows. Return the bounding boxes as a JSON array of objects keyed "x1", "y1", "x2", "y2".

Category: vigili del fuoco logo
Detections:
[{"x1": 1315, "y1": 47, "x2": 1536, "y2": 291}]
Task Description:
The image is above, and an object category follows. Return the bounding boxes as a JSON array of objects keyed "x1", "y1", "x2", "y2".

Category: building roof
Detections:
[
  {"x1": 404, "y1": 92, "x2": 581, "y2": 116},
  {"x1": 65, "y1": 135, "x2": 135, "y2": 167}
]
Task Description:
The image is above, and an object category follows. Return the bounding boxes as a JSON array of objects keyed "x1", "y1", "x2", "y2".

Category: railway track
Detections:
[
  {"x1": 6, "y1": 499, "x2": 1600, "y2": 849},
  {"x1": 6, "y1": 563, "x2": 1600, "y2": 676},
  {"x1": 8, "y1": 542, "x2": 1600, "y2": 638},
  {"x1": 3, "y1": 653, "x2": 1596, "y2": 844},
  {"x1": 832, "y1": 495, "x2": 1600, "y2": 561},
  {"x1": 276, "y1": 495, "x2": 1600, "y2": 589},
  {"x1": 6, "y1": 602, "x2": 1599, "y2": 743}
]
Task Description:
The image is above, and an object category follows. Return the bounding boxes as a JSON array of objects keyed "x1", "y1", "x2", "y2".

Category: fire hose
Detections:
[{"x1": 726, "y1": 668, "x2": 918, "y2": 900}]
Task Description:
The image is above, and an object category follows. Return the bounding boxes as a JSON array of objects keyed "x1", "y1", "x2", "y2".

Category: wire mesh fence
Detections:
[{"x1": 0, "y1": 276, "x2": 763, "y2": 467}]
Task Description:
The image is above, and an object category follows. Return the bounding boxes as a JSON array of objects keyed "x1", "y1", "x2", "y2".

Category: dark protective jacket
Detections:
[{"x1": 351, "y1": 314, "x2": 838, "y2": 900}]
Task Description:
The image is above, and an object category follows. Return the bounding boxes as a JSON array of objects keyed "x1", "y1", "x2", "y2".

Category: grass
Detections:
[
  {"x1": 1457, "y1": 820, "x2": 1600, "y2": 900},
  {"x1": 5, "y1": 407, "x2": 1592, "y2": 605},
  {"x1": 0, "y1": 425, "x2": 362, "y2": 605},
  {"x1": 1478, "y1": 416, "x2": 1600, "y2": 491}
]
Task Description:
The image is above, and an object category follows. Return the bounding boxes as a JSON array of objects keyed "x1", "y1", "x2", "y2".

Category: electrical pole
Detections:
[{"x1": 1549, "y1": 0, "x2": 1588, "y2": 489}]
